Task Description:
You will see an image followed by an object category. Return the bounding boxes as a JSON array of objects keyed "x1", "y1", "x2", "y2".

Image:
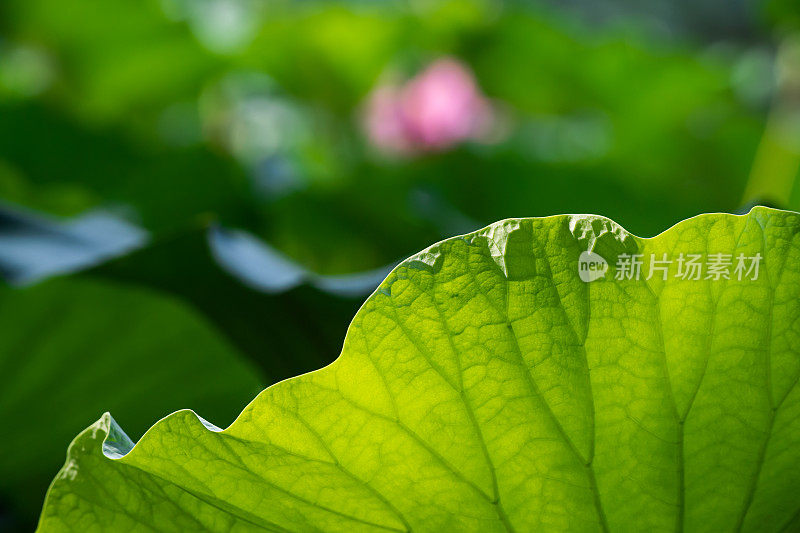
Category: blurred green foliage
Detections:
[
  {"x1": 1, "y1": 0, "x2": 794, "y2": 273},
  {"x1": 1, "y1": 0, "x2": 799, "y2": 529}
]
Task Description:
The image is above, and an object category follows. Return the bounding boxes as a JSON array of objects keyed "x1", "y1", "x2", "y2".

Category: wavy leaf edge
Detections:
[{"x1": 38, "y1": 205, "x2": 800, "y2": 532}]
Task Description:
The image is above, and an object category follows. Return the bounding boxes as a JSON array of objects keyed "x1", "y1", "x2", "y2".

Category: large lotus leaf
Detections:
[
  {"x1": 0, "y1": 278, "x2": 264, "y2": 530},
  {"x1": 0, "y1": 200, "x2": 385, "y2": 382},
  {"x1": 88, "y1": 225, "x2": 387, "y2": 382},
  {"x1": 38, "y1": 207, "x2": 800, "y2": 532}
]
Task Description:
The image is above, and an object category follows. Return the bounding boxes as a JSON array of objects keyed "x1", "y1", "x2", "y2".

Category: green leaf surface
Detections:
[
  {"x1": 38, "y1": 207, "x2": 800, "y2": 531},
  {"x1": 0, "y1": 278, "x2": 264, "y2": 529}
]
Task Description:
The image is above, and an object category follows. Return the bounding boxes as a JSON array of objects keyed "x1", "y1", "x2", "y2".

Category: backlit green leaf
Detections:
[{"x1": 38, "y1": 207, "x2": 800, "y2": 532}]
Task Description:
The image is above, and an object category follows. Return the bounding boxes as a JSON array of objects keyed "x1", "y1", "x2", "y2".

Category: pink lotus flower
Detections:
[{"x1": 363, "y1": 58, "x2": 493, "y2": 155}]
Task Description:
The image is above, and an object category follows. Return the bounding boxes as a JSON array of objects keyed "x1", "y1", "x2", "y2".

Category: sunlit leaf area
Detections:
[{"x1": 1, "y1": 0, "x2": 800, "y2": 531}]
